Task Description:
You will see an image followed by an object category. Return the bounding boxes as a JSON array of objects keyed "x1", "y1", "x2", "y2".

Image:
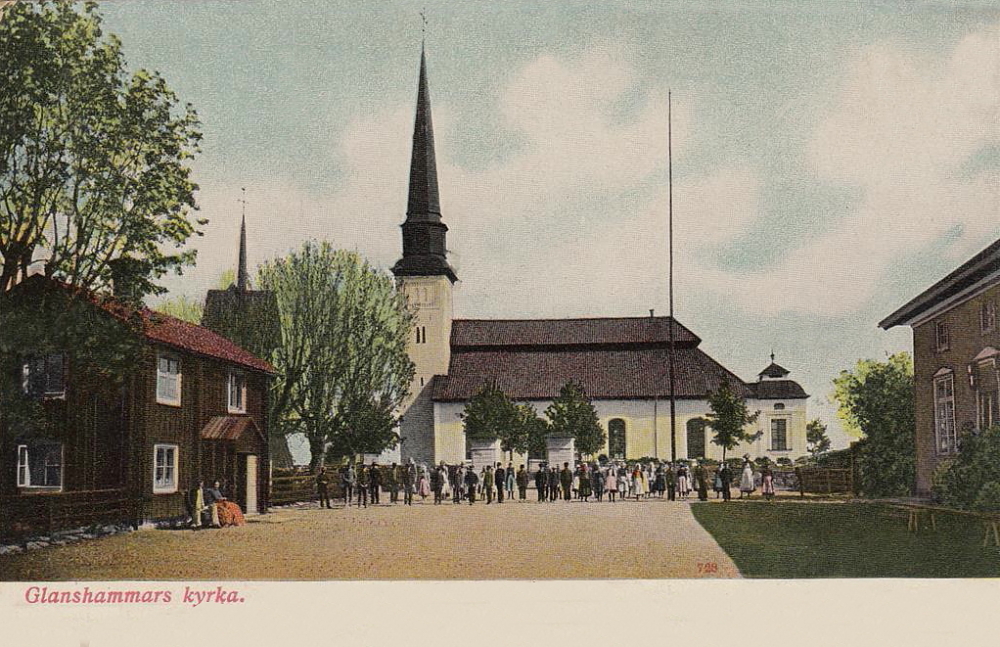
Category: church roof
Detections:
[
  {"x1": 432, "y1": 316, "x2": 746, "y2": 402},
  {"x1": 758, "y1": 361, "x2": 790, "y2": 378},
  {"x1": 748, "y1": 380, "x2": 808, "y2": 400},
  {"x1": 451, "y1": 316, "x2": 700, "y2": 348}
]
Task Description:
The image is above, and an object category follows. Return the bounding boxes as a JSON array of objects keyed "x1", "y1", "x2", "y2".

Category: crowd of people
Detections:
[{"x1": 318, "y1": 455, "x2": 778, "y2": 508}]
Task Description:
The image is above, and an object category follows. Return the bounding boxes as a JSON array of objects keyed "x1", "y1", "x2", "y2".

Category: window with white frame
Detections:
[
  {"x1": 936, "y1": 322, "x2": 950, "y2": 352},
  {"x1": 770, "y1": 418, "x2": 789, "y2": 451},
  {"x1": 227, "y1": 371, "x2": 246, "y2": 413},
  {"x1": 153, "y1": 444, "x2": 178, "y2": 493},
  {"x1": 156, "y1": 354, "x2": 181, "y2": 406},
  {"x1": 934, "y1": 374, "x2": 957, "y2": 454},
  {"x1": 21, "y1": 353, "x2": 65, "y2": 398},
  {"x1": 982, "y1": 301, "x2": 997, "y2": 334},
  {"x1": 977, "y1": 363, "x2": 999, "y2": 431},
  {"x1": 16, "y1": 442, "x2": 63, "y2": 489}
]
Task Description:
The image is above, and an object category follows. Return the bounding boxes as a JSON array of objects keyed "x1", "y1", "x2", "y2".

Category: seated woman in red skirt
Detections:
[{"x1": 203, "y1": 480, "x2": 245, "y2": 527}]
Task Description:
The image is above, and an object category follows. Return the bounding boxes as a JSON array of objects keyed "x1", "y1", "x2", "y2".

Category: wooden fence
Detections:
[
  {"x1": 794, "y1": 467, "x2": 855, "y2": 496},
  {"x1": 270, "y1": 472, "x2": 317, "y2": 505},
  {"x1": 0, "y1": 488, "x2": 140, "y2": 542}
]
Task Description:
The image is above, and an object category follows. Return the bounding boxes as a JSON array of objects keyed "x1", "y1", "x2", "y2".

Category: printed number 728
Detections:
[{"x1": 697, "y1": 562, "x2": 718, "y2": 573}]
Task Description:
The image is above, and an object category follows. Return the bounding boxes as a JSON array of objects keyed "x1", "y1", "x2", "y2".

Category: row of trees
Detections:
[{"x1": 461, "y1": 379, "x2": 825, "y2": 464}]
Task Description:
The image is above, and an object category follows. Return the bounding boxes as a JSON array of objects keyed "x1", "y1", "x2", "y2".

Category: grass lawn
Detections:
[{"x1": 691, "y1": 501, "x2": 1000, "y2": 578}]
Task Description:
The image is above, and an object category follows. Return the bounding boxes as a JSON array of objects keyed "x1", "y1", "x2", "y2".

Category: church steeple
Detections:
[
  {"x1": 392, "y1": 45, "x2": 457, "y2": 283},
  {"x1": 236, "y1": 186, "x2": 249, "y2": 292}
]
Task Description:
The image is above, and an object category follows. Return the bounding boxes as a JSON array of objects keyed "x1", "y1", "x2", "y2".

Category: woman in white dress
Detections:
[{"x1": 739, "y1": 460, "x2": 755, "y2": 499}]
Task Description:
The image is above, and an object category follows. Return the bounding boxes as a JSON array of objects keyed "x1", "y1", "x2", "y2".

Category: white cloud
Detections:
[{"x1": 696, "y1": 24, "x2": 1000, "y2": 316}]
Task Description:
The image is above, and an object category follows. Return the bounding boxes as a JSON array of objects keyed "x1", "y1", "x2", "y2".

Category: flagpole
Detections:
[{"x1": 668, "y1": 90, "x2": 677, "y2": 464}]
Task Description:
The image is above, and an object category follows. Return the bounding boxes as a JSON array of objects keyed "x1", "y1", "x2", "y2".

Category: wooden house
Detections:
[{"x1": 0, "y1": 275, "x2": 274, "y2": 540}]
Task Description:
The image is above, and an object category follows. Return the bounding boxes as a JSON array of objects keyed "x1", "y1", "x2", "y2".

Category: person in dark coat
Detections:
[
  {"x1": 342, "y1": 464, "x2": 356, "y2": 507},
  {"x1": 356, "y1": 464, "x2": 369, "y2": 508},
  {"x1": 549, "y1": 466, "x2": 561, "y2": 502},
  {"x1": 517, "y1": 465, "x2": 529, "y2": 500},
  {"x1": 369, "y1": 461, "x2": 381, "y2": 505},
  {"x1": 316, "y1": 467, "x2": 332, "y2": 509},
  {"x1": 494, "y1": 463, "x2": 505, "y2": 504},
  {"x1": 402, "y1": 459, "x2": 416, "y2": 506},
  {"x1": 430, "y1": 465, "x2": 444, "y2": 504},
  {"x1": 560, "y1": 463, "x2": 573, "y2": 501},
  {"x1": 534, "y1": 465, "x2": 547, "y2": 501},
  {"x1": 483, "y1": 466, "x2": 496, "y2": 504},
  {"x1": 452, "y1": 465, "x2": 463, "y2": 504},
  {"x1": 578, "y1": 465, "x2": 592, "y2": 501},
  {"x1": 719, "y1": 462, "x2": 732, "y2": 502},
  {"x1": 693, "y1": 461, "x2": 709, "y2": 501},
  {"x1": 387, "y1": 463, "x2": 400, "y2": 504},
  {"x1": 592, "y1": 466, "x2": 604, "y2": 501},
  {"x1": 464, "y1": 465, "x2": 479, "y2": 504}
]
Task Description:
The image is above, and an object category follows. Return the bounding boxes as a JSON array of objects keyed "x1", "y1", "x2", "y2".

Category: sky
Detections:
[{"x1": 100, "y1": 0, "x2": 1000, "y2": 449}]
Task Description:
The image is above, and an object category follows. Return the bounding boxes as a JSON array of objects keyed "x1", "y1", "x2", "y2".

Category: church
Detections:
[{"x1": 392, "y1": 47, "x2": 810, "y2": 467}]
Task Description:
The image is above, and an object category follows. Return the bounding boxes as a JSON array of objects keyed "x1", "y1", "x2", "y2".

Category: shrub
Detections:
[{"x1": 934, "y1": 426, "x2": 1000, "y2": 511}]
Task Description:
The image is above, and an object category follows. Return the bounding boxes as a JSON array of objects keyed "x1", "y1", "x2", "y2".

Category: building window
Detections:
[
  {"x1": 21, "y1": 353, "x2": 66, "y2": 398},
  {"x1": 934, "y1": 374, "x2": 956, "y2": 454},
  {"x1": 227, "y1": 371, "x2": 246, "y2": 413},
  {"x1": 415, "y1": 326, "x2": 427, "y2": 344},
  {"x1": 686, "y1": 418, "x2": 707, "y2": 458},
  {"x1": 770, "y1": 419, "x2": 789, "y2": 451},
  {"x1": 16, "y1": 442, "x2": 63, "y2": 489},
  {"x1": 936, "y1": 322, "x2": 950, "y2": 352},
  {"x1": 608, "y1": 419, "x2": 626, "y2": 459},
  {"x1": 774, "y1": 403, "x2": 785, "y2": 410},
  {"x1": 982, "y1": 302, "x2": 996, "y2": 334},
  {"x1": 156, "y1": 354, "x2": 181, "y2": 406},
  {"x1": 153, "y1": 444, "x2": 178, "y2": 493}
]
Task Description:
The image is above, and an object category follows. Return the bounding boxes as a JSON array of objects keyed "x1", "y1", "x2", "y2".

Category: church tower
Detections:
[{"x1": 392, "y1": 45, "x2": 457, "y2": 464}]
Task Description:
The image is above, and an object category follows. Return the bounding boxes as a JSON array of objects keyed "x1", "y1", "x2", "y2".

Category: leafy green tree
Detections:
[
  {"x1": 832, "y1": 352, "x2": 915, "y2": 497},
  {"x1": 258, "y1": 242, "x2": 415, "y2": 470},
  {"x1": 807, "y1": 418, "x2": 832, "y2": 456},
  {"x1": 706, "y1": 381, "x2": 760, "y2": 462},
  {"x1": 0, "y1": 1, "x2": 204, "y2": 297},
  {"x1": 519, "y1": 403, "x2": 550, "y2": 459},
  {"x1": 545, "y1": 381, "x2": 606, "y2": 458},
  {"x1": 156, "y1": 294, "x2": 203, "y2": 324},
  {"x1": 460, "y1": 383, "x2": 521, "y2": 450}
]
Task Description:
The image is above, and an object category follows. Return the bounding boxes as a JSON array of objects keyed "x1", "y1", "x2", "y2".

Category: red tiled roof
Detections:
[
  {"x1": 11, "y1": 275, "x2": 274, "y2": 374},
  {"x1": 141, "y1": 309, "x2": 274, "y2": 374},
  {"x1": 432, "y1": 346, "x2": 751, "y2": 402},
  {"x1": 451, "y1": 317, "x2": 700, "y2": 348},
  {"x1": 200, "y1": 415, "x2": 263, "y2": 441}
]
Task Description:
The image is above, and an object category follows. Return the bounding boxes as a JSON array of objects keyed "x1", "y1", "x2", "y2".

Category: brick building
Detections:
[{"x1": 880, "y1": 239, "x2": 1000, "y2": 495}]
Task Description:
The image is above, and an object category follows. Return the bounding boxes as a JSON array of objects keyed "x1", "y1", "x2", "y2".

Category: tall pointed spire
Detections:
[
  {"x1": 407, "y1": 45, "x2": 441, "y2": 221},
  {"x1": 392, "y1": 42, "x2": 457, "y2": 283},
  {"x1": 237, "y1": 187, "x2": 249, "y2": 291}
]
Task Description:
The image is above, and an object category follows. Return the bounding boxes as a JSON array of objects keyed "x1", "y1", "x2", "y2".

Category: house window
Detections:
[
  {"x1": 936, "y1": 322, "x2": 950, "y2": 352},
  {"x1": 415, "y1": 326, "x2": 427, "y2": 344},
  {"x1": 774, "y1": 403, "x2": 785, "y2": 410},
  {"x1": 153, "y1": 444, "x2": 178, "y2": 493},
  {"x1": 934, "y1": 374, "x2": 957, "y2": 454},
  {"x1": 227, "y1": 371, "x2": 246, "y2": 413},
  {"x1": 156, "y1": 354, "x2": 181, "y2": 406},
  {"x1": 982, "y1": 302, "x2": 996, "y2": 334},
  {"x1": 16, "y1": 442, "x2": 63, "y2": 489},
  {"x1": 21, "y1": 353, "x2": 65, "y2": 398},
  {"x1": 770, "y1": 419, "x2": 789, "y2": 451}
]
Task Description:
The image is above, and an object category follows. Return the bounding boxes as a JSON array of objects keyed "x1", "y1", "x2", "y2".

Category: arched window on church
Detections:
[
  {"x1": 608, "y1": 419, "x2": 626, "y2": 460},
  {"x1": 687, "y1": 418, "x2": 707, "y2": 459}
]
